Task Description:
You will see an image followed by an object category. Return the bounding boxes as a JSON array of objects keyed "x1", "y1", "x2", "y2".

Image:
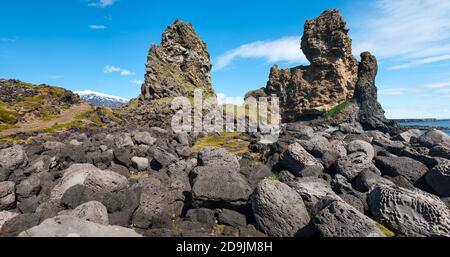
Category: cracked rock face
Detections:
[
  {"x1": 141, "y1": 19, "x2": 215, "y2": 100},
  {"x1": 248, "y1": 9, "x2": 358, "y2": 121},
  {"x1": 368, "y1": 185, "x2": 450, "y2": 237}
]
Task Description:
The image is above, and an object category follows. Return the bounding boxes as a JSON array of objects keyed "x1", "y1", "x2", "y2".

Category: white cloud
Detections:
[
  {"x1": 103, "y1": 65, "x2": 134, "y2": 76},
  {"x1": 379, "y1": 87, "x2": 423, "y2": 96},
  {"x1": 88, "y1": 0, "x2": 117, "y2": 8},
  {"x1": 213, "y1": 36, "x2": 307, "y2": 71},
  {"x1": 384, "y1": 105, "x2": 450, "y2": 119},
  {"x1": 423, "y1": 81, "x2": 450, "y2": 89},
  {"x1": 379, "y1": 88, "x2": 410, "y2": 96},
  {"x1": 388, "y1": 54, "x2": 450, "y2": 70},
  {"x1": 217, "y1": 93, "x2": 245, "y2": 105},
  {"x1": 89, "y1": 24, "x2": 107, "y2": 30},
  {"x1": 130, "y1": 80, "x2": 143, "y2": 85},
  {"x1": 352, "y1": 0, "x2": 450, "y2": 70},
  {"x1": 0, "y1": 37, "x2": 17, "y2": 43}
]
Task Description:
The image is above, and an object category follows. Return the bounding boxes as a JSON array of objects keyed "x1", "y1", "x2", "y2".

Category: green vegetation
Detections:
[
  {"x1": 0, "y1": 81, "x2": 74, "y2": 131},
  {"x1": 323, "y1": 100, "x2": 351, "y2": 119},
  {"x1": 248, "y1": 159, "x2": 263, "y2": 167},
  {"x1": 191, "y1": 132, "x2": 251, "y2": 156},
  {"x1": 0, "y1": 124, "x2": 16, "y2": 130},
  {"x1": 101, "y1": 107, "x2": 123, "y2": 124},
  {"x1": 212, "y1": 224, "x2": 226, "y2": 235},
  {"x1": 0, "y1": 107, "x2": 19, "y2": 124},
  {"x1": 375, "y1": 223, "x2": 395, "y2": 237},
  {"x1": 129, "y1": 172, "x2": 150, "y2": 180},
  {"x1": 18, "y1": 81, "x2": 36, "y2": 89},
  {"x1": 43, "y1": 121, "x2": 81, "y2": 133},
  {"x1": 265, "y1": 173, "x2": 280, "y2": 181},
  {"x1": 0, "y1": 137, "x2": 28, "y2": 144},
  {"x1": 126, "y1": 98, "x2": 140, "y2": 110},
  {"x1": 73, "y1": 107, "x2": 123, "y2": 128}
]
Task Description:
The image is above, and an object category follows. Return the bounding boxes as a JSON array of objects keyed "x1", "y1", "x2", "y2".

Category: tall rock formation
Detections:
[
  {"x1": 352, "y1": 52, "x2": 400, "y2": 133},
  {"x1": 141, "y1": 19, "x2": 215, "y2": 99},
  {"x1": 121, "y1": 20, "x2": 216, "y2": 127},
  {"x1": 247, "y1": 9, "x2": 358, "y2": 122}
]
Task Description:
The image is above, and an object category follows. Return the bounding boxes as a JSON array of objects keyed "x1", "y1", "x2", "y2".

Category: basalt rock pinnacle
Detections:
[
  {"x1": 141, "y1": 19, "x2": 216, "y2": 100},
  {"x1": 352, "y1": 52, "x2": 400, "y2": 133},
  {"x1": 247, "y1": 9, "x2": 359, "y2": 122},
  {"x1": 121, "y1": 19, "x2": 216, "y2": 128}
]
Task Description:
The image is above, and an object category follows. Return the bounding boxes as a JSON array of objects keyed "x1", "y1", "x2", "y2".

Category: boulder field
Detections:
[{"x1": 1, "y1": 122, "x2": 449, "y2": 237}]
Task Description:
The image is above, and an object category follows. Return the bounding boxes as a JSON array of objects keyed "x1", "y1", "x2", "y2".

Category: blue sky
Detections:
[{"x1": 1, "y1": 0, "x2": 450, "y2": 118}]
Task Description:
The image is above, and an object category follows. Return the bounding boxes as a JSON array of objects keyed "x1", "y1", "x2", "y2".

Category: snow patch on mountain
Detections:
[{"x1": 75, "y1": 90, "x2": 129, "y2": 108}]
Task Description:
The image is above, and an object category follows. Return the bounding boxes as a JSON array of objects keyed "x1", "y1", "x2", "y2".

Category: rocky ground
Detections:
[{"x1": 0, "y1": 122, "x2": 449, "y2": 237}]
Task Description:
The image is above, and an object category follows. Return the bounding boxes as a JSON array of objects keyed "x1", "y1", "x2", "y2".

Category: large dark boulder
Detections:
[
  {"x1": 191, "y1": 166, "x2": 252, "y2": 209},
  {"x1": 132, "y1": 170, "x2": 190, "y2": 229},
  {"x1": 374, "y1": 156, "x2": 428, "y2": 184},
  {"x1": 280, "y1": 142, "x2": 324, "y2": 176},
  {"x1": 425, "y1": 160, "x2": 450, "y2": 197},
  {"x1": 252, "y1": 180, "x2": 310, "y2": 237},
  {"x1": 0, "y1": 213, "x2": 43, "y2": 237},
  {"x1": 417, "y1": 130, "x2": 450, "y2": 148}
]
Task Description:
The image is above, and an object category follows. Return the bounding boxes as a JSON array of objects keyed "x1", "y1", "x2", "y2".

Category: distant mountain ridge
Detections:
[{"x1": 75, "y1": 90, "x2": 129, "y2": 108}]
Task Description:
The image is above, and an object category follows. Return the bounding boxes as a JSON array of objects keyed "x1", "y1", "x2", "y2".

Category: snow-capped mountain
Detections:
[{"x1": 75, "y1": 90, "x2": 129, "y2": 108}]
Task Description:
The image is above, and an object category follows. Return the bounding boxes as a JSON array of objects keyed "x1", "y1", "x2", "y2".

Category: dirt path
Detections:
[{"x1": 0, "y1": 103, "x2": 93, "y2": 138}]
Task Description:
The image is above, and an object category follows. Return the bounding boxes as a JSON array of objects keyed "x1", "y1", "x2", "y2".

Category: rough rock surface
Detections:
[
  {"x1": 286, "y1": 177, "x2": 341, "y2": 215},
  {"x1": 132, "y1": 170, "x2": 190, "y2": 229},
  {"x1": 417, "y1": 130, "x2": 450, "y2": 148},
  {"x1": 335, "y1": 152, "x2": 380, "y2": 180},
  {"x1": 430, "y1": 145, "x2": 450, "y2": 159},
  {"x1": 0, "y1": 181, "x2": 16, "y2": 210},
  {"x1": 16, "y1": 174, "x2": 41, "y2": 199},
  {"x1": 50, "y1": 164, "x2": 129, "y2": 200},
  {"x1": 313, "y1": 200, "x2": 385, "y2": 237},
  {"x1": 69, "y1": 201, "x2": 109, "y2": 225},
  {"x1": 0, "y1": 213, "x2": 43, "y2": 237},
  {"x1": 354, "y1": 170, "x2": 395, "y2": 192},
  {"x1": 281, "y1": 142, "x2": 324, "y2": 176},
  {"x1": 0, "y1": 211, "x2": 18, "y2": 231},
  {"x1": 374, "y1": 156, "x2": 428, "y2": 184},
  {"x1": 252, "y1": 180, "x2": 310, "y2": 237},
  {"x1": 346, "y1": 140, "x2": 375, "y2": 160},
  {"x1": 246, "y1": 9, "x2": 358, "y2": 121},
  {"x1": 425, "y1": 160, "x2": 450, "y2": 197},
  {"x1": 191, "y1": 166, "x2": 252, "y2": 209},
  {"x1": 218, "y1": 209, "x2": 247, "y2": 228},
  {"x1": 198, "y1": 147, "x2": 240, "y2": 170},
  {"x1": 18, "y1": 215, "x2": 141, "y2": 237},
  {"x1": 368, "y1": 185, "x2": 450, "y2": 236},
  {"x1": 0, "y1": 145, "x2": 27, "y2": 182}
]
